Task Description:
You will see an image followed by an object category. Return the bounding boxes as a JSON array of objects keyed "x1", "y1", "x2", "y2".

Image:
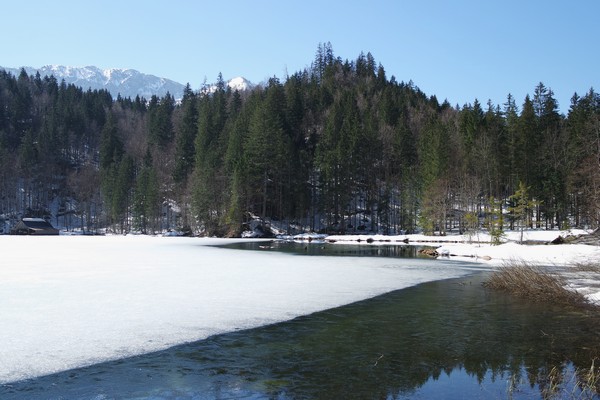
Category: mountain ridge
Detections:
[{"x1": 0, "y1": 65, "x2": 252, "y2": 100}]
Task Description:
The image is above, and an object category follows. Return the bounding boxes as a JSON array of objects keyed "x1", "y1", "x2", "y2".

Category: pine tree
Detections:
[
  {"x1": 173, "y1": 87, "x2": 198, "y2": 184},
  {"x1": 244, "y1": 88, "x2": 287, "y2": 221},
  {"x1": 567, "y1": 89, "x2": 600, "y2": 226},
  {"x1": 487, "y1": 196, "x2": 505, "y2": 245},
  {"x1": 316, "y1": 91, "x2": 349, "y2": 231},
  {"x1": 13, "y1": 69, "x2": 33, "y2": 145},
  {"x1": 508, "y1": 181, "x2": 534, "y2": 243},
  {"x1": 458, "y1": 99, "x2": 484, "y2": 172},
  {"x1": 223, "y1": 99, "x2": 255, "y2": 234},
  {"x1": 516, "y1": 95, "x2": 537, "y2": 189},
  {"x1": 110, "y1": 155, "x2": 135, "y2": 233},
  {"x1": 191, "y1": 79, "x2": 231, "y2": 235},
  {"x1": 148, "y1": 94, "x2": 175, "y2": 147},
  {"x1": 134, "y1": 154, "x2": 160, "y2": 234},
  {"x1": 503, "y1": 94, "x2": 520, "y2": 191},
  {"x1": 99, "y1": 113, "x2": 123, "y2": 171},
  {"x1": 418, "y1": 116, "x2": 448, "y2": 189},
  {"x1": 312, "y1": 42, "x2": 334, "y2": 81}
]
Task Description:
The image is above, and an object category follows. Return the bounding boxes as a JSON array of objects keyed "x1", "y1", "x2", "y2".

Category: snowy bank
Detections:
[
  {"x1": 0, "y1": 235, "x2": 479, "y2": 384},
  {"x1": 431, "y1": 231, "x2": 600, "y2": 305},
  {"x1": 325, "y1": 229, "x2": 591, "y2": 245},
  {"x1": 325, "y1": 229, "x2": 600, "y2": 304},
  {"x1": 429, "y1": 229, "x2": 600, "y2": 266},
  {"x1": 436, "y1": 241, "x2": 600, "y2": 265},
  {"x1": 322, "y1": 229, "x2": 600, "y2": 266}
]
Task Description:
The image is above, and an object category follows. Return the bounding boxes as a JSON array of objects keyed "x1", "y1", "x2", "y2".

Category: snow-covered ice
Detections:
[
  {"x1": 3, "y1": 232, "x2": 599, "y2": 385},
  {"x1": 0, "y1": 235, "x2": 479, "y2": 384}
]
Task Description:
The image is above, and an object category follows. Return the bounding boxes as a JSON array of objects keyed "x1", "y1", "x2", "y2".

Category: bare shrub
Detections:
[{"x1": 483, "y1": 261, "x2": 595, "y2": 309}]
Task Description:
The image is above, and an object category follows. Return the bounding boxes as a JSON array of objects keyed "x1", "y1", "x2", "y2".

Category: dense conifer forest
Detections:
[{"x1": 1, "y1": 43, "x2": 599, "y2": 236}]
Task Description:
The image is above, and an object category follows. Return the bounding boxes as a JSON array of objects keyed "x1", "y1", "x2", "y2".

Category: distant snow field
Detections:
[{"x1": 0, "y1": 235, "x2": 478, "y2": 384}]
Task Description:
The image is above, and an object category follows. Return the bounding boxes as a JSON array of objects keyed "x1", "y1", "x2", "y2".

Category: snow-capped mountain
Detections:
[
  {"x1": 204, "y1": 76, "x2": 255, "y2": 94},
  {"x1": 1, "y1": 65, "x2": 253, "y2": 100},
  {"x1": 2, "y1": 65, "x2": 186, "y2": 100},
  {"x1": 227, "y1": 76, "x2": 253, "y2": 92}
]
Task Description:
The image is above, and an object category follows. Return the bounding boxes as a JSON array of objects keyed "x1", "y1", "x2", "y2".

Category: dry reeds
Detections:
[
  {"x1": 486, "y1": 261, "x2": 600, "y2": 398},
  {"x1": 575, "y1": 359, "x2": 600, "y2": 398},
  {"x1": 483, "y1": 261, "x2": 594, "y2": 309},
  {"x1": 573, "y1": 262, "x2": 600, "y2": 274},
  {"x1": 540, "y1": 360, "x2": 600, "y2": 399}
]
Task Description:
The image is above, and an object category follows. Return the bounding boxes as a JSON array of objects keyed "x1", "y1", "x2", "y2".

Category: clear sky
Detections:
[{"x1": 2, "y1": 0, "x2": 597, "y2": 113}]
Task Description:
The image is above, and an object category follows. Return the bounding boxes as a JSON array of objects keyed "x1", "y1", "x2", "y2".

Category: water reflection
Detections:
[
  {"x1": 3, "y1": 274, "x2": 599, "y2": 399},
  {"x1": 223, "y1": 240, "x2": 424, "y2": 258}
]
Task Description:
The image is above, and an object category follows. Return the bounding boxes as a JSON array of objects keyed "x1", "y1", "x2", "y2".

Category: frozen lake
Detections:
[
  {"x1": 0, "y1": 236, "x2": 483, "y2": 384},
  {"x1": 2, "y1": 236, "x2": 599, "y2": 399}
]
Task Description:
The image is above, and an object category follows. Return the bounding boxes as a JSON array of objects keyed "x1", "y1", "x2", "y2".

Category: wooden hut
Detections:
[{"x1": 10, "y1": 218, "x2": 59, "y2": 235}]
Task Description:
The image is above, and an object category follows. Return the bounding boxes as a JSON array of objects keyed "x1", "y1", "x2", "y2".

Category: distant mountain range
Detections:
[{"x1": 0, "y1": 65, "x2": 253, "y2": 100}]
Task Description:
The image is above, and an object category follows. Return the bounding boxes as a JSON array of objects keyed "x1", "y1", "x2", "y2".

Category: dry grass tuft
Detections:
[
  {"x1": 483, "y1": 261, "x2": 594, "y2": 309},
  {"x1": 539, "y1": 361, "x2": 600, "y2": 399},
  {"x1": 575, "y1": 359, "x2": 600, "y2": 398}
]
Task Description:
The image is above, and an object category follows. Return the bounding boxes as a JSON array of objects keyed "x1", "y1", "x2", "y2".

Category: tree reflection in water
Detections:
[{"x1": 199, "y1": 274, "x2": 599, "y2": 399}]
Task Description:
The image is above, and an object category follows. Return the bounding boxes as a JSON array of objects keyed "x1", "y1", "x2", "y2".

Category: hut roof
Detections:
[{"x1": 11, "y1": 218, "x2": 59, "y2": 235}]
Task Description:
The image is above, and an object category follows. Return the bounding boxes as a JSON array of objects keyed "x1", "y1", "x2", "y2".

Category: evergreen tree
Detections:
[
  {"x1": 243, "y1": 81, "x2": 289, "y2": 222},
  {"x1": 508, "y1": 181, "x2": 534, "y2": 243},
  {"x1": 148, "y1": 94, "x2": 175, "y2": 147},
  {"x1": 486, "y1": 196, "x2": 505, "y2": 245},
  {"x1": 99, "y1": 113, "x2": 123, "y2": 171},
  {"x1": 191, "y1": 79, "x2": 230, "y2": 235},
  {"x1": 18, "y1": 129, "x2": 38, "y2": 173},
  {"x1": 516, "y1": 95, "x2": 537, "y2": 188},
  {"x1": 173, "y1": 87, "x2": 198, "y2": 184},
  {"x1": 567, "y1": 89, "x2": 600, "y2": 226},
  {"x1": 458, "y1": 99, "x2": 484, "y2": 172},
  {"x1": 312, "y1": 42, "x2": 334, "y2": 81},
  {"x1": 134, "y1": 152, "x2": 160, "y2": 234},
  {"x1": 419, "y1": 178, "x2": 450, "y2": 235},
  {"x1": 503, "y1": 94, "x2": 520, "y2": 191},
  {"x1": 223, "y1": 98, "x2": 255, "y2": 234},
  {"x1": 13, "y1": 69, "x2": 33, "y2": 147},
  {"x1": 418, "y1": 116, "x2": 448, "y2": 189},
  {"x1": 110, "y1": 155, "x2": 135, "y2": 233}
]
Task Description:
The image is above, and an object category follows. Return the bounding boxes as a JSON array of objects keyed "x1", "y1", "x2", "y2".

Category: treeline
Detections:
[{"x1": 1, "y1": 43, "x2": 599, "y2": 235}]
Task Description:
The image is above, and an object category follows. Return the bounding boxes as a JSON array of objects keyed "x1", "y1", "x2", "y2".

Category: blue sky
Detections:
[{"x1": 2, "y1": 0, "x2": 597, "y2": 113}]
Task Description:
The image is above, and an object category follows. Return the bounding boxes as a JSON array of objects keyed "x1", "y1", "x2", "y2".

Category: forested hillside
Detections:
[{"x1": 1, "y1": 43, "x2": 599, "y2": 236}]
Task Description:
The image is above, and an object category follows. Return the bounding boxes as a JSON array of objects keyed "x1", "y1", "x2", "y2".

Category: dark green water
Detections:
[
  {"x1": 2, "y1": 244, "x2": 600, "y2": 399},
  {"x1": 221, "y1": 240, "x2": 424, "y2": 258}
]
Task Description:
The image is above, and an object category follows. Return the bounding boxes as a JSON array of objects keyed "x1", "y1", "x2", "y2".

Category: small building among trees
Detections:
[{"x1": 10, "y1": 218, "x2": 60, "y2": 235}]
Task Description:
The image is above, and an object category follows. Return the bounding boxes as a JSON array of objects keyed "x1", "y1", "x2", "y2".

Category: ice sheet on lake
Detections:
[{"x1": 0, "y1": 236, "x2": 480, "y2": 384}]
